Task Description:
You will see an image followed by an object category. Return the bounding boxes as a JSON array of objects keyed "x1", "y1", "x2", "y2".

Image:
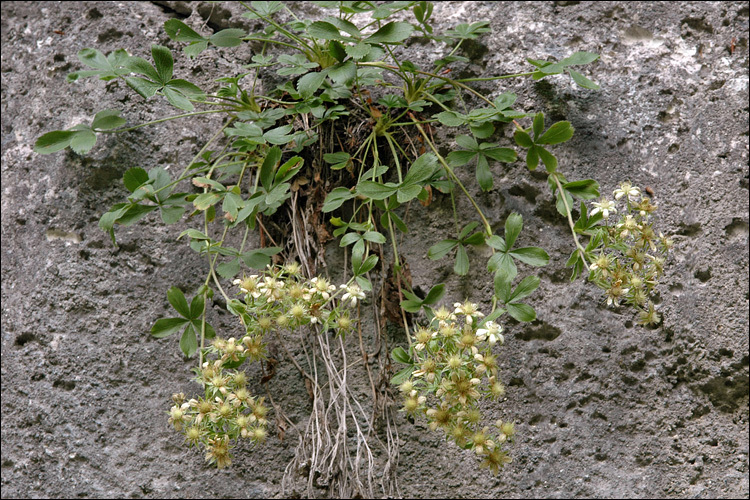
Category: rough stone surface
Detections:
[{"x1": 2, "y1": 1, "x2": 748, "y2": 498}]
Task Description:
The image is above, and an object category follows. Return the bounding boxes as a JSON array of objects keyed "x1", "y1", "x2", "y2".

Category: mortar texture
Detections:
[{"x1": 1, "y1": 1, "x2": 748, "y2": 498}]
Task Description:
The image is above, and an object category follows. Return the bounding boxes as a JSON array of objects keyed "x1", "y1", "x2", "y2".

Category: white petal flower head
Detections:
[
  {"x1": 477, "y1": 320, "x2": 504, "y2": 346},
  {"x1": 454, "y1": 301, "x2": 483, "y2": 324},
  {"x1": 590, "y1": 197, "x2": 616, "y2": 219},
  {"x1": 340, "y1": 283, "x2": 365, "y2": 307},
  {"x1": 311, "y1": 277, "x2": 336, "y2": 300},
  {"x1": 613, "y1": 181, "x2": 641, "y2": 202}
]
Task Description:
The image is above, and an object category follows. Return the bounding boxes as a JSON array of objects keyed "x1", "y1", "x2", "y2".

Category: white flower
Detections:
[
  {"x1": 310, "y1": 277, "x2": 336, "y2": 300},
  {"x1": 613, "y1": 181, "x2": 641, "y2": 202},
  {"x1": 453, "y1": 301, "x2": 484, "y2": 324},
  {"x1": 617, "y1": 215, "x2": 639, "y2": 238},
  {"x1": 590, "y1": 197, "x2": 616, "y2": 219},
  {"x1": 340, "y1": 283, "x2": 365, "y2": 307},
  {"x1": 476, "y1": 321, "x2": 504, "y2": 346}
]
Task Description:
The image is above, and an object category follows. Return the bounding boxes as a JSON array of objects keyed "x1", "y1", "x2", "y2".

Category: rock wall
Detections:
[{"x1": 1, "y1": 1, "x2": 748, "y2": 498}]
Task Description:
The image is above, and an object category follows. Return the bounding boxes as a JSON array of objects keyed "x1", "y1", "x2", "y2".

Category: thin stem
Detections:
[
  {"x1": 98, "y1": 109, "x2": 230, "y2": 134},
  {"x1": 409, "y1": 114, "x2": 492, "y2": 236},
  {"x1": 551, "y1": 172, "x2": 591, "y2": 272}
]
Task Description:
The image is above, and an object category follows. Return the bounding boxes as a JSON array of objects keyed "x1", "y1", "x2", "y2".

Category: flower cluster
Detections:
[
  {"x1": 229, "y1": 264, "x2": 365, "y2": 339},
  {"x1": 398, "y1": 302, "x2": 515, "y2": 474},
  {"x1": 168, "y1": 264, "x2": 366, "y2": 468},
  {"x1": 587, "y1": 182, "x2": 673, "y2": 325},
  {"x1": 167, "y1": 360, "x2": 268, "y2": 469}
]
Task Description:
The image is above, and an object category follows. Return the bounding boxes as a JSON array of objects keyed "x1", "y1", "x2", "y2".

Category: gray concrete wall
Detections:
[{"x1": 2, "y1": 2, "x2": 748, "y2": 498}]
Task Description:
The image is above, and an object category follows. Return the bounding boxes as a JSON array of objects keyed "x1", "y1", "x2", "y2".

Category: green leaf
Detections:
[
  {"x1": 355, "y1": 254, "x2": 378, "y2": 275},
  {"x1": 34, "y1": 130, "x2": 76, "y2": 154},
  {"x1": 494, "y1": 269, "x2": 512, "y2": 303},
  {"x1": 125, "y1": 56, "x2": 161, "y2": 82},
  {"x1": 117, "y1": 203, "x2": 158, "y2": 226},
  {"x1": 532, "y1": 112, "x2": 545, "y2": 140},
  {"x1": 68, "y1": 48, "x2": 131, "y2": 81},
  {"x1": 123, "y1": 167, "x2": 149, "y2": 192},
  {"x1": 494, "y1": 93, "x2": 517, "y2": 110},
  {"x1": 526, "y1": 145, "x2": 540, "y2": 170},
  {"x1": 463, "y1": 231, "x2": 485, "y2": 246},
  {"x1": 455, "y1": 134, "x2": 477, "y2": 150},
  {"x1": 184, "y1": 41, "x2": 209, "y2": 58},
  {"x1": 216, "y1": 258, "x2": 241, "y2": 279},
  {"x1": 356, "y1": 180, "x2": 398, "y2": 200},
  {"x1": 125, "y1": 76, "x2": 162, "y2": 99},
  {"x1": 324, "y1": 16, "x2": 361, "y2": 38},
  {"x1": 189, "y1": 293, "x2": 205, "y2": 319},
  {"x1": 91, "y1": 109, "x2": 126, "y2": 131},
  {"x1": 480, "y1": 307, "x2": 506, "y2": 326},
  {"x1": 339, "y1": 232, "x2": 362, "y2": 247},
  {"x1": 307, "y1": 21, "x2": 346, "y2": 41},
  {"x1": 264, "y1": 124, "x2": 294, "y2": 145},
  {"x1": 164, "y1": 19, "x2": 206, "y2": 43},
  {"x1": 563, "y1": 179, "x2": 600, "y2": 200},
  {"x1": 328, "y1": 60, "x2": 356, "y2": 84},
  {"x1": 167, "y1": 286, "x2": 191, "y2": 318},
  {"x1": 536, "y1": 146, "x2": 557, "y2": 173},
  {"x1": 481, "y1": 146, "x2": 517, "y2": 163},
  {"x1": 362, "y1": 231, "x2": 386, "y2": 244},
  {"x1": 447, "y1": 150, "x2": 476, "y2": 167},
  {"x1": 68, "y1": 129, "x2": 96, "y2": 155},
  {"x1": 510, "y1": 275, "x2": 540, "y2": 302},
  {"x1": 560, "y1": 51, "x2": 599, "y2": 66},
  {"x1": 476, "y1": 156, "x2": 493, "y2": 191},
  {"x1": 274, "y1": 156, "x2": 303, "y2": 184},
  {"x1": 488, "y1": 252, "x2": 517, "y2": 280},
  {"x1": 423, "y1": 283, "x2": 446, "y2": 304},
  {"x1": 470, "y1": 122, "x2": 494, "y2": 139},
  {"x1": 458, "y1": 221, "x2": 480, "y2": 240},
  {"x1": 150, "y1": 45, "x2": 174, "y2": 85},
  {"x1": 568, "y1": 69, "x2": 600, "y2": 89},
  {"x1": 514, "y1": 129, "x2": 534, "y2": 148},
  {"x1": 163, "y1": 87, "x2": 194, "y2": 111},
  {"x1": 390, "y1": 365, "x2": 415, "y2": 386},
  {"x1": 537, "y1": 121, "x2": 574, "y2": 145},
  {"x1": 209, "y1": 28, "x2": 246, "y2": 47},
  {"x1": 428, "y1": 239, "x2": 458, "y2": 260},
  {"x1": 485, "y1": 235, "x2": 507, "y2": 252},
  {"x1": 151, "y1": 317, "x2": 189, "y2": 338},
  {"x1": 193, "y1": 192, "x2": 223, "y2": 211},
  {"x1": 165, "y1": 79, "x2": 205, "y2": 100},
  {"x1": 391, "y1": 346, "x2": 412, "y2": 364},
  {"x1": 345, "y1": 42, "x2": 372, "y2": 60},
  {"x1": 400, "y1": 299, "x2": 423, "y2": 313},
  {"x1": 322, "y1": 187, "x2": 355, "y2": 212},
  {"x1": 297, "y1": 69, "x2": 328, "y2": 98},
  {"x1": 504, "y1": 213, "x2": 523, "y2": 249},
  {"x1": 160, "y1": 203, "x2": 186, "y2": 224},
  {"x1": 180, "y1": 324, "x2": 198, "y2": 357},
  {"x1": 242, "y1": 247, "x2": 282, "y2": 269},
  {"x1": 436, "y1": 111, "x2": 466, "y2": 127},
  {"x1": 366, "y1": 21, "x2": 413, "y2": 44},
  {"x1": 506, "y1": 303, "x2": 536, "y2": 322},
  {"x1": 260, "y1": 146, "x2": 281, "y2": 191},
  {"x1": 396, "y1": 184, "x2": 422, "y2": 203},
  {"x1": 454, "y1": 244, "x2": 469, "y2": 275},
  {"x1": 509, "y1": 247, "x2": 550, "y2": 267}
]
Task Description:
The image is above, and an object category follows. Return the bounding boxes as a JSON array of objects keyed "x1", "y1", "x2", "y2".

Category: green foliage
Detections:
[{"x1": 32, "y1": 1, "x2": 669, "y2": 483}]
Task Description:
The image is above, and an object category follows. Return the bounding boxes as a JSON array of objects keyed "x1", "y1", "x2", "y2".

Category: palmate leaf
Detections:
[
  {"x1": 67, "y1": 48, "x2": 131, "y2": 82},
  {"x1": 365, "y1": 21, "x2": 413, "y2": 44}
]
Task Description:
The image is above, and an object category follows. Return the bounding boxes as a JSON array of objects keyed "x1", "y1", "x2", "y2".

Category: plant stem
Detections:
[
  {"x1": 98, "y1": 109, "x2": 231, "y2": 134},
  {"x1": 409, "y1": 114, "x2": 492, "y2": 236},
  {"x1": 551, "y1": 172, "x2": 591, "y2": 272}
]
